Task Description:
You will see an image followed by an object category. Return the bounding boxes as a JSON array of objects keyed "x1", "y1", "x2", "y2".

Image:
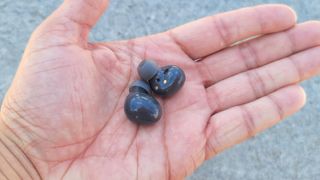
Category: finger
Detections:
[
  {"x1": 167, "y1": 4, "x2": 296, "y2": 59},
  {"x1": 34, "y1": 0, "x2": 109, "y2": 43},
  {"x1": 198, "y1": 21, "x2": 320, "y2": 86},
  {"x1": 205, "y1": 85, "x2": 306, "y2": 159},
  {"x1": 206, "y1": 46, "x2": 320, "y2": 112}
]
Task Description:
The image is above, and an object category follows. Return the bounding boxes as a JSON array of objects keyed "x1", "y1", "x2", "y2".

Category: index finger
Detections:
[{"x1": 167, "y1": 4, "x2": 297, "y2": 59}]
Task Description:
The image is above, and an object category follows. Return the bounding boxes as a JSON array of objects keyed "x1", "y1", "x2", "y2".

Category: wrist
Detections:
[{"x1": 0, "y1": 115, "x2": 42, "y2": 180}]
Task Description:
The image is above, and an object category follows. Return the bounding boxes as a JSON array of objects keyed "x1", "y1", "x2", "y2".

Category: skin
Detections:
[{"x1": 0, "y1": 0, "x2": 320, "y2": 179}]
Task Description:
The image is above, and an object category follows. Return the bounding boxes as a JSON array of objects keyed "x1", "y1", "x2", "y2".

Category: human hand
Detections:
[{"x1": 1, "y1": 1, "x2": 320, "y2": 179}]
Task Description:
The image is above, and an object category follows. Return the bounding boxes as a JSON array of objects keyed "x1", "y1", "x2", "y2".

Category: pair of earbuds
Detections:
[{"x1": 124, "y1": 60, "x2": 186, "y2": 125}]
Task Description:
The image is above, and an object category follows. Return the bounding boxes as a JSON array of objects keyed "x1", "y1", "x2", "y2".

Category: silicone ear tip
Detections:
[
  {"x1": 130, "y1": 80, "x2": 151, "y2": 94},
  {"x1": 138, "y1": 60, "x2": 160, "y2": 81}
]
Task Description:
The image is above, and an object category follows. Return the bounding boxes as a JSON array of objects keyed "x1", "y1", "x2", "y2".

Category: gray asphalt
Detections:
[{"x1": 0, "y1": 0, "x2": 319, "y2": 179}]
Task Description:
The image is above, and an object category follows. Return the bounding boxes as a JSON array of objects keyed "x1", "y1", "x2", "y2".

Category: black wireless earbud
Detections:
[
  {"x1": 124, "y1": 60, "x2": 185, "y2": 125},
  {"x1": 124, "y1": 80, "x2": 162, "y2": 125},
  {"x1": 138, "y1": 60, "x2": 185, "y2": 97}
]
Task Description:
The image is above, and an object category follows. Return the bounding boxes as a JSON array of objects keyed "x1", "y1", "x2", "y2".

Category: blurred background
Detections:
[{"x1": 0, "y1": 0, "x2": 319, "y2": 179}]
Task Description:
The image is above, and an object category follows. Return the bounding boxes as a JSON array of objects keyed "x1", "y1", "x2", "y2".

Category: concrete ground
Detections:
[{"x1": 0, "y1": 0, "x2": 319, "y2": 179}]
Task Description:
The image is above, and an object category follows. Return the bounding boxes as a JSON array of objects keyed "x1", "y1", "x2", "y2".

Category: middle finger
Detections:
[{"x1": 197, "y1": 21, "x2": 320, "y2": 87}]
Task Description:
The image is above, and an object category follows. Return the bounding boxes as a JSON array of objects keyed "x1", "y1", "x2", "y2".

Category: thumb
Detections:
[
  {"x1": 32, "y1": 0, "x2": 109, "y2": 45},
  {"x1": 61, "y1": 0, "x2": 109, "y2": 25}
]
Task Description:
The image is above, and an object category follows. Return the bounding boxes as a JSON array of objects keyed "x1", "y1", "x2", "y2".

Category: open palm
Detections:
[{"x1": 1, "y1": 1, "x2": 320, "y2": 179}]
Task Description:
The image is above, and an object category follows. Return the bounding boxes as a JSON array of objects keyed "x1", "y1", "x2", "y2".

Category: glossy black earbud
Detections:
[
  {"x1": 124, "y1": 80, "x2": 162, "y2": 125},
  {"x1": 138, "y1": 60, "x2": 185, "y2": 97}
]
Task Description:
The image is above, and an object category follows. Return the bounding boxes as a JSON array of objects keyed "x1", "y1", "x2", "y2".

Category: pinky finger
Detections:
[{"x1": 205, "y1": 85, "x2": 306, "y2": 159}]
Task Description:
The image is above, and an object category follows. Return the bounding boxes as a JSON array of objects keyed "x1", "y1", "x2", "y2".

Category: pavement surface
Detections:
[{"x1": 0, "y1": 0, "x2": 319, "y2": 179}]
